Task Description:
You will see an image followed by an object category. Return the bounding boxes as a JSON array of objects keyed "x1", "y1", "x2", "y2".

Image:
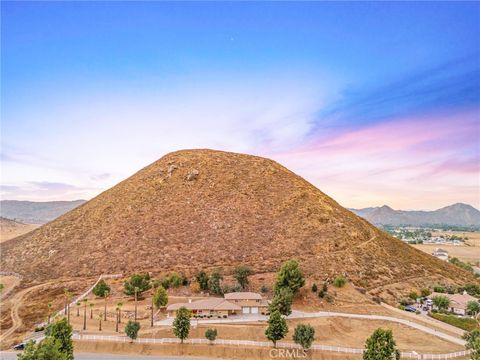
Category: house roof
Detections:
[
  {"x1": 430, "y1": 292, "x2": 478, "y2": 310},
  {"x1": 224, "y1": 292, "x2": 263, "y2": 300},
  {"x1": 166, "y1": 298, "x2": 241, "y2": 312}
]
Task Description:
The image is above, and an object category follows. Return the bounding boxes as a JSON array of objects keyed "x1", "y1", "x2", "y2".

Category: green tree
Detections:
[
  {"x1": 173, "y1": 307, "x2": 191, "y2": 344},
  {"x1": 233, "y1": 265, "x2": 253, "y2": 290},
  {"x1": 153, "y1": 285, "x2": 168, "y2": 309},
  {"x1": 208, "y1": 270, "x2": 223, "y2": 295},
  {"x1": 125, "y1": 320, "x2": 141, "y2": 342},
  {"x1": 408, "y1": 291, "x2": 418, "y2": 301},
  {"x1": 333, "y1": 276, "x2": 347, "y2": 288},
  {"x1": 274, "y1": 260, "x2": 305, "y2": 296},
  {"x1": 205, "y1": 328, "x2": 218, "y2": 344},
  {"x1": 463, "y1": 329, "x2": 480, "y2": 360},
  {"x1": 196, "y1": 271, "x2": 209, "y2": 291},
  {"x1": 293, "y1": 324, "x2": 315, "y2": 351},
  {"x1": 269, "y1": 287, "x2": 293, "y2": 316},
  {"x1": 82, "y1": 298, "x2": 88, "y2": 330},
  {"x1": 92, "y1": 279, "x2": 111, "y2": 297},
  {"x1": 432, "y1": 295, "x2": 451, "y2": 311},
  {"x1": 169, "y1": 272, "x2": 184, "y2": 288},
  {"x1": 363, "y1": 328, "x2": 400, "y2": 360},
  {"x1": 467, "y1": 301, "x2": 480, "y2": 317},
  {"x1": 76, "y1": 302, "x2": 80, "y2": 317},
  {"x1": 45, "y1": 318, "x2": 73, "y2": 360},
  {"x1": 420, "y1": 288, "x2": 431, "y2": 297},
  {"x1": 311, "y1": 283, "x2": 318, "y2": 292},
  {"x1": 17, "y1": 338, "x2": 67, "y2": 360},
  {"x1": 124, "y1": 273, "x2": 152, "y2": 296},
  {"x1": 265, "y1": 310, "x2": 288, "y2": 348}
]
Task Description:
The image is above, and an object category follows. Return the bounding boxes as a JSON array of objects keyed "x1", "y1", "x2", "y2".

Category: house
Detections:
[
  {"x1": 224, "y1": 292, "x2": 269, "y2": 315},
  {"x1": 166, "y1": 292, "x2": 269, "y2": 318},
  {"x1": 166, "y1": 298, "x2": 241, "y2": 318},
  {"x1": 431, "y1": 248, "x2": 448, "y2": 261},
  {"x1": 429, "y1": 291, "x2": 478, "y2": 316}
]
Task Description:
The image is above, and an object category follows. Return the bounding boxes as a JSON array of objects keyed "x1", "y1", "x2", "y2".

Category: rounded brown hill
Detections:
[{"x1": 1, "y1": 149, "x2": 473, "y2": 292}]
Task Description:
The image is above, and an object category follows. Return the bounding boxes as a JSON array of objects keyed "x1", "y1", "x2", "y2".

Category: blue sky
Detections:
[{"x1": 1, "y1": 2, "x2": 479, "y2": 209}]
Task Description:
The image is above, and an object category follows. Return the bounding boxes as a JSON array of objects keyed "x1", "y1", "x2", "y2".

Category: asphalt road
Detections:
[{"x1": 1, "y1": 352, "x2": 214, "y2": 360}]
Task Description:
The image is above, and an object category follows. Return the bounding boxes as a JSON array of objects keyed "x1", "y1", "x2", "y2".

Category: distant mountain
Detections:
[
  {"x1": 0, "y1": 200, "x2": 86, "y2": 224},
  {"x1": 350, "y1": 203, "x2": 480, "y2": 227},
  {"x1": 0, "y1": 217, "x2": 39, "y2": 242}
]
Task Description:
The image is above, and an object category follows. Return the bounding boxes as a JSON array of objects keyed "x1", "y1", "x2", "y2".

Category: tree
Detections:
[
  {"x1": 45, "y1": 318, "x2": 73, "y2": 360},
  {"x1": 63, "y1": 289, "x2": 72, "y2": 324},
  {"x1": 168, "y1": 272, "x2": 184, "y2": 288},
  {"x1": 17, "y1": 338, "x2": 67, "y2": 360},
  {"x1": 311, "y1": 283, "x2": 318, "y2": 292},
  {"x1": 97, "y1": 313, "x2": 103, "y2": 331},
  {"x1": 463, "y1": 329, "x2": 480, "y2": 360},
  {"x1": 293, "y1": 324, "x2": 315, "y2": 351},
  {"x1": 47, "y1": 303, "x2": 53, "y2": 324},
  {"x1": 408, "y1": 291, "x2": 418, "y2": 301},
  {"x1": 363, "y1": 328, "x2": 400, "y2": 360},
  {"x1": 432, "y1": 295, "x2": 451, "y2": 311},
  {"x1": 117, "y1": 302, "x2": 123, "y2": 324},
  {"x1": 76, "y1": 302, "x2": 80, "y2": 317},
  {"x1": 208, "y1": 270, "x2": 223, "y2": 295},
  {"x1": 420, "y1": 288, "x2": 431, "y2": 297},
  {"x1": 205, "y1": 328, "x2": 218, "y2": 344},
  {"x1": 89, "y1": 302, "x2": 94, "y2": 319},
  {"x1": 103, "y1": 290, "x2": 110, "y2": 321},
  {"x1": 233, "y1": 265, "x2": 253, "y2": 290},
  {"x1": 274, "y1": 260, "x2": 305, "y2": 296},
  {"x1": 173, "y1": 306, "x2": 191, "y2": 344},
  {"x1": 125, "y1": 320, "x2": 141, "y2": 342},
  {"x1": 467, "y1": 301, "x2": 480, "y2": 317},
  {"x1": 115, "y1": 306, "x2": 120, "y2": 332},
  {"x1": 269, "y1": 287, "x2": 294, "y2": 316},
  {"x1": 92, "y1": 279, "x2": 111, "y2": 298},
  {"x1": 153, "y1": 285, "x2": 169, "y2": 309},
  {"x1": 196, "y1": 271, "x2": 209, "y2": 291},
  {"x1": 265, "y1": 310, "x2": 288, "y2": 348},
  {"x1": 333, "y1": 276, "x2": 347, "y2": 288},
  {"x1": 82, "y1": 298, "x2": 88, "y2": 330},
  {"x1": 124, "y1": 273, "x2": 152, "y2": 296}
]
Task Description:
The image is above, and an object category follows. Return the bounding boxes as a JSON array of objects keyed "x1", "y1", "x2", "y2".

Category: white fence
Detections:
[{"x1": 72, "y1": 334, "x2": 470, "y2": 359}]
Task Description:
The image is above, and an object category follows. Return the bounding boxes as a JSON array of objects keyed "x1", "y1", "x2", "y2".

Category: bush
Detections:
[
  {"x1": 420, "y1": 288, "x2": 431, "y2": 297},
  {"x1": 408, "y1": 291, "x2": 418, "y2": 301},
  {"x1": 293, "y1": 324, "x2": 315, "y2": 350},
  {"x1": 325, "y1": 294, "x2": 334, "y2": 304},
  {"x1": 125, "y1": 321, "x2": 141, "y2": 341},
  {"x1": 124, "y1": 273, "x2": 152, "y2": 296},
  {"x1": 333, "y1": 276, "x2": 347, "y2": 288},
  {"x1": 92, "y1": 279, "x2": 111, "y2": 298},
  {"x1": 205, "y1": 328, "x2": 218, "y2": 342},
  {"x1": 322, "y1": 282, "x2": 328, "y2": 292},
  {"x1": 318, "y1": 290, "x2": 325, "y2": 298},
  {"x1": 433, "y1": 286, "x2": 445, "y2": 293},
  {"x1": 169, "y1": 273, "x2": 184, "y2": 288},
  {"x1": 260, "y1": 285, "x2": 269, "y2": 294},
  {"x1": 429, "y1": 312, "x2": 478, "y2": 331},
  {"x1": 311, "y1": 283, "x2": 318, "y2": 292}
]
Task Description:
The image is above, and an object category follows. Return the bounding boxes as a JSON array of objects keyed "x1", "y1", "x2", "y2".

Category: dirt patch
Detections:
[{"x1": 413, "y1": 244, "x2": 480, "y2": 264}]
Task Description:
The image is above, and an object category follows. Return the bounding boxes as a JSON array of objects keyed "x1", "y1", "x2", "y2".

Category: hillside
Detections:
[
  {"x1": 0, "y1": 200, "x2": 86, "y2": 224},
  {"x1": 0, "y1": 217, "x2": 38, "y2": 243},
  {"x1": 351, "y1": 203, "x2": 480, "y2": 227},
  {"x1": 1, "y1": 149, "x2": 474, "y2": 294}
]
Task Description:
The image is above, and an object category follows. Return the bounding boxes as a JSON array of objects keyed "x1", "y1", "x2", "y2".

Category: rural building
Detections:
[
  {"x1": 431, "y1": 248, "x2": 448, "y2": 261},
  {"x1": 166, "y1": 292, "x2": 268, "y2": 317},
  {"x1": 224, "y1": 292, "x2": 269, "y2": 314},
  {"x1": 430, "y1": 291, "x2": 478, "y2": 316}
]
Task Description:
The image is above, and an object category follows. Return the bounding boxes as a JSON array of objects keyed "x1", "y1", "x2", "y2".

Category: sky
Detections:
[{"x1": 1, "y1": 2, "x2": 479, "y2": 210}]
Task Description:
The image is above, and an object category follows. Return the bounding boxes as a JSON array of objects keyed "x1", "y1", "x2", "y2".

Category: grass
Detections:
[{"x1": 428, "y1": 312, "x2": 479, "y2": 331}]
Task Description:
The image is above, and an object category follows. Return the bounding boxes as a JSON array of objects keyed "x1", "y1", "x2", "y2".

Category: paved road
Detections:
[{"x1": 1, "y1": 352, "x2": 214, "y2": 360}]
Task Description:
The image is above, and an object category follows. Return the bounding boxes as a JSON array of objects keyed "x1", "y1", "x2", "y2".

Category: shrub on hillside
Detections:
[{"x1": 333, "y1": 276, "x2": 347, "y2": 288}]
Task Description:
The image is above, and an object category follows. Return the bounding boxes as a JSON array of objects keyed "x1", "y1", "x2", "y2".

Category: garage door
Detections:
[
  {"x1": 242, "y1": 307, "x2": 250, "y2": 314},
  {"x1": 251, "y1": 307, "x2": 259, "y2": 314}
]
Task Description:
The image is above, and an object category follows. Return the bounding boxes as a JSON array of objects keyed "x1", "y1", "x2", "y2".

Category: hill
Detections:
[
  {"x1": 351, "y1": 203, "x2": 480, "y2": 227},
  {"x1": 0, "y1": 217, "x2": 38, "y2": 243},
  {"x1": 0, "y1": 200, "x2": 86, "y2": 224},
  {"x1": 0, "y1": 149, "x2": 474, "y2": 295}
]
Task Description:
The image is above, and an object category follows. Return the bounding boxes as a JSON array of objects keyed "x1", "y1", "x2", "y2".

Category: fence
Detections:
[{"x1": 72, "y1": 334, "x2": 470, "y2": 359}]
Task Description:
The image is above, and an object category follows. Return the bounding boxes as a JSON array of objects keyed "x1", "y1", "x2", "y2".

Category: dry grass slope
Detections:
[{"x1": 0, "y1": 149, "x2": 475, "y2": 297}]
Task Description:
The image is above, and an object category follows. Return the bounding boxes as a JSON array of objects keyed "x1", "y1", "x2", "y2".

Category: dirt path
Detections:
[
  {"x1": 0, "y1": 276, "x2": 21, "y2": 302},
  {"x1": 0, "y1": 282, "x2": 52, "y2": 345}
]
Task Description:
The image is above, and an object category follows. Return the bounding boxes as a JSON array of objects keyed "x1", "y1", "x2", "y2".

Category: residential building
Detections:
[
  {"x1": 429, "y1": 291, "x2": 478, "y2": 316},
  {"x1": 224, "y1": 292, "x2": 269, "y2": 314},
  {"x1": 431, "y1": 248, "x2": 448, "y2": 261}
]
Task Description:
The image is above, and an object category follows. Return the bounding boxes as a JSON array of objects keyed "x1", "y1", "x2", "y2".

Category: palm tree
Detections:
[
  {"x1": 47, "y1": 303, "x2": 53, "y2": 324},
  {"x1": 103, "y1": 290, "x2": 109, "y2": 321},
  {"x1": 64, "y1": 289, "x2": 72, "y2": 324},
  {"x1": 117, "y1": 302, "x2": 123, "y2": 324},
  {"x1": 83, "y1": 299, "x2": 88, "y2": 330},
  {"x1": 89, "y1": 302, "x2": 94, "y2": 319},
  {"x1": 134, "y1": 287, "x2": 139, "y2": 321},
  {"x1": 97, "y1": 313, "x2": 103, "y2": 331},
  {"x1": 76, "y1": 302, "x2": 81, "y2": 317},
  {"x1": 150, "y1": 282, "x2": 156, "y2": 327},
  {"x1": 115, "y1": 306, "x2": 120, "y2": 332}
]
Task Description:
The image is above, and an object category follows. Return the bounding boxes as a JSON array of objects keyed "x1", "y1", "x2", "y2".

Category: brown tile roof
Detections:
[
  {"x1": 224, "y1": 292, "x2": 263, "y2": 300},
  {"x1": 167, "y1": 298, "x2": 241, "y2": 312}
]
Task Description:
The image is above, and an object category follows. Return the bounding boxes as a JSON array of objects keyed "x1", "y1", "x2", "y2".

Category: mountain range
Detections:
[
  {"x1": 0, "y1": 200, "x2": 86, "y2": 224},
  {"x1": 1, "y1": 149, "x2": 473, "y2": 300},
  {"x1": 350, "y1": 203, "x2": 480, "y2": 227}
]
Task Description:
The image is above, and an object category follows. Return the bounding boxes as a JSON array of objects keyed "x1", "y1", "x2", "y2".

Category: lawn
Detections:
[{"x1": 428, "y1": 312, "x2": 479, "y2": 332}]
